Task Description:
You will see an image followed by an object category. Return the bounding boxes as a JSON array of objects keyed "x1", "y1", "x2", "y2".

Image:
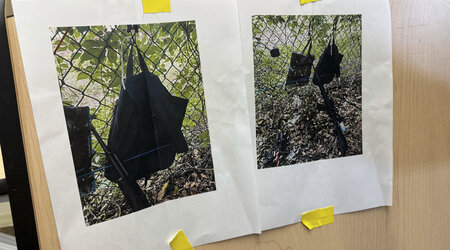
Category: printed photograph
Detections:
[
  {"x1": 252, "y1": 15, "x2": 362, "y2": 169},
  {"x1": 50, "y1": 21, "x2": 215, "y2": 225}
]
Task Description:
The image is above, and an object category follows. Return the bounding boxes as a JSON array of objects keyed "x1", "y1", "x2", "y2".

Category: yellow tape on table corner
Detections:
[
  {"x1": 170, "y1": 230, "x2": 194, "y2": 250},
  {"x1": 300, "y1": 0, "x2": 320, "y2": 5},
  {"x1": 301, "y1": 206, "x2": 334, "y2": 230},
  {"x1": 142, "y1": 0, "x2": 171, "y2": 13}
]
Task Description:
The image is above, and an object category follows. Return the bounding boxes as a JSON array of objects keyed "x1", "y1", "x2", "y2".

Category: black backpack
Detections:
[
  {"x1": 312, "y1": 37, "x2": 343, "y2": 86},
  {"x1": 104, "y1": 44, "x2": 188, "y2": 182}
]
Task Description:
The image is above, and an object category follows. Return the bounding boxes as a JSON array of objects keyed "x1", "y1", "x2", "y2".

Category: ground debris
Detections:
[
  {"x1": 82, "y1": 140, "x2": 215, "y2": 225},
  {"x1": 256, "y1": 74, "x2": 363, "y2": 169}
]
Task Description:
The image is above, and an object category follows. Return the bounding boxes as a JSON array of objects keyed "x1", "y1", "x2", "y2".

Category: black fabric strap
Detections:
[
  {"x1": 126, "y1": 40, "x2": 148, "y2": 78},
  {"x1": 301, "y1": 38, "x2": 312, "y2": 55},
  {"x1": 332, "y1": 16, "x2": 339, "y2": 45},
  {"x1": 301, "y1": 17, "x2": 315, "y2": 55},
  {"x1": 307, "y1": 39, "x2": 312, "y2": 55}
]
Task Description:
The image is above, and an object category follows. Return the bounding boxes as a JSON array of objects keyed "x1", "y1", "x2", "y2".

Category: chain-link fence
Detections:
[
  {"x1": 50, "y1": 21, "x2": 215, "y2": 225},
  {"x1": 252, "y1": 15, "x2": 363, "y2": 168},
  {"x1": 252, "y1": 15, "x2": 362, "y2": 98}
]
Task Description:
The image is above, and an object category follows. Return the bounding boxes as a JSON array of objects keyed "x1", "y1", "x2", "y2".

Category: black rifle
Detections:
[
  {"x1": 316, "y1": 81, "x2": 348, "y2": 155},
  {"x1": 312, "y1": 18, "x2": 348, "y2": 156},
  {"x1": 90, "y1": 124, "x2": 150, "y2": 211}
]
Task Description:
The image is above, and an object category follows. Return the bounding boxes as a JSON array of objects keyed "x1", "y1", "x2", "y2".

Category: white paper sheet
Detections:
[
  {"x1": 237, "y1": 0, "x2": 393, "y2": 230},
  {"x1": 12, "y1": 0, "x2": 260, "y2": 248}
]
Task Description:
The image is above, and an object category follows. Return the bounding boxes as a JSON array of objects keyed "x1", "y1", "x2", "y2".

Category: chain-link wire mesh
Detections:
[
  {"x1": 252, "y1": 15, "x2": 363, "y2": 168},
  {"x1": 50, "y1": 21, "x2": 215, "y2": 225},
  {"x1": 252, "y1": 15, "x2": 361, "y2": 99}
]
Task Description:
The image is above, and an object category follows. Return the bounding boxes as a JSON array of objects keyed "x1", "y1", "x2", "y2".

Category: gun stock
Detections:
[{"x1": 90, "y1": 124, "x2": 150, "y2": 211}]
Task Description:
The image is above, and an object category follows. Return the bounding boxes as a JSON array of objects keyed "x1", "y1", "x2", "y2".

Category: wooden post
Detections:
[{"x1": 5, "y1": 2, "x2": 61, "y2": 249}]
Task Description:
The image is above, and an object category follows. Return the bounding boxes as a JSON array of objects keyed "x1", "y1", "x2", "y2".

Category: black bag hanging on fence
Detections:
[
  {"x1": 285, "y1": 38, "x2": 315, "y2": 86},
  {"x1": 312, "y1": 36, "x2": 343, "y2": 86},
  {"x1": 104, "y1": 43, "x2": 189, "y2": 183},
  {"x1": 311, "y1": 20, "x2": 348, "y2": 155}
]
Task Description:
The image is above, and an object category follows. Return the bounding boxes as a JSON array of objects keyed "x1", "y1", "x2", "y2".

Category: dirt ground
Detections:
[
  {"x1": 255, "y1": 73, "x2": 363, "y2": 169},
  {"x1": 81, "y1": 146, "x2": 215, "y2": 225}
]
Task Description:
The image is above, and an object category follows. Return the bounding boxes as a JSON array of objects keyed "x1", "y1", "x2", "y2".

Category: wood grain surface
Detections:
[{"x1": 5, "y1": 0, "x2": 450, "y2": 249}]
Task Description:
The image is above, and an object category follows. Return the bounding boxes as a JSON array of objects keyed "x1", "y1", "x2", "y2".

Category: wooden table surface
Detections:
[{"x1": 6, "y1": 0, "x2": 450, "y2": 249}]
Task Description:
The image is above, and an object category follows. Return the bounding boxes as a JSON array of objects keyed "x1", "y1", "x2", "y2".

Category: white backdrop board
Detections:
[{"x1": 10, "y1": 0, "x2": 393, "y2": 248}]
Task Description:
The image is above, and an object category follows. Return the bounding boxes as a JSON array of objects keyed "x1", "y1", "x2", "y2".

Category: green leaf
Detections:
[
  {"x1": 82, "y1": 39, "x2": 105, "y2": 49},
  {"x1": 201, "y1": 140, "x2": 210, "y2": 148},
  {"x1": 110, "y1": 77, "x2": 121, "y2": 88},
  {"x1": 86, "y1": 66, "x2": 94, "y2": 73},
  {"x1": 63, "y1": 100, "x2": 72, "y2": 106},
  {"x1": 199, "y1": 131, "x2": 209, "y2": 141},
  {"x1": 92, "y1": 72, "x2": 102, "y2": 81},
  {"x1": 73, "y1": 52, "x2": 81, "y2": 61},
  {"x1": 80, "y1": 52, "x2": 97, "y2": 62},
  {"x1": 162, "y1": 23, "x2": 174, "y2": 33},
  {"x1": 107, "y1": 49, "x2": 117, "y2": 63},
  {"x1": 77, "y1": 73, "x2": 90, "y2": 81},
  {"x1": 76, "y1": 26, "x2": 89, "y2": 33},
  {"x1": 181, "y1": 85, "x2": 193, "y2": 99}
]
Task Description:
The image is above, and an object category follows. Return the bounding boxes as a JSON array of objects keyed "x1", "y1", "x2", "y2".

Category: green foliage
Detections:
[
  {"x1": 199, "y1": 131, "x2": 210, "y2": 148},
  {"x1": 52, "y1": 20, "x2": 209, "y2": 157}
]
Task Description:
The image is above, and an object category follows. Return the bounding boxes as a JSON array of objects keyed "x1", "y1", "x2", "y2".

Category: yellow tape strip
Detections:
[
  {"x1": 301, "y1": 206, "x2": 334, "y2": 230},
  {"x1": 300, "y1": 0, "x2": 320, "y2": 5},
  {"x1": 170, "y1": 230, "x2": 194, "y2": 250},
  {"x1": 142, "y1": 0, "x2": 171, "y2": 13}
]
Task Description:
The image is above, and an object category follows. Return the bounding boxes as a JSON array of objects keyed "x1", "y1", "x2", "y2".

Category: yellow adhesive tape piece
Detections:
[
  {"x1": 300, "y1": 0, "x2": 320, "y2": 5},
  {"x1": 301, "y1": 206, "x2": 334, "y2": 230},
  {"x1": 142, "y1": 0, "x2": 171, "y2": 13},
  {"x1": 170, "y1": 230, "x2": 194, "y2": 250}
]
